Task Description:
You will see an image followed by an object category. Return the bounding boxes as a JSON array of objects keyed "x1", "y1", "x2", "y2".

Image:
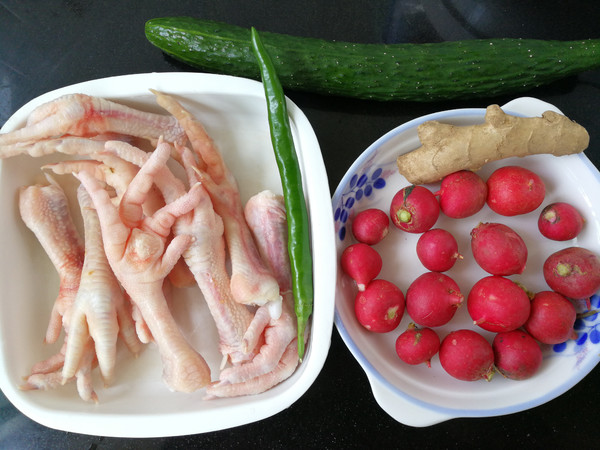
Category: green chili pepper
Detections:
[{"x1": 251, "y1": 27, "x2": 313, "y2": 361}]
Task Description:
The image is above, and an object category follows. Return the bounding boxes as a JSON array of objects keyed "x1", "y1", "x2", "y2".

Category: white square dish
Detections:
[
  {"x1": 0, "y1": 72, "x2": 336, "y2": 437},
  {"x1": 332, "y1": 97, "x2": 600, "y2": 427}
]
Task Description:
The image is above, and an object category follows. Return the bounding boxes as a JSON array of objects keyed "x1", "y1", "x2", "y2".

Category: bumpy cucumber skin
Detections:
[{"x1": 145, "y1": 17, "x2": 600, "y2": 101}]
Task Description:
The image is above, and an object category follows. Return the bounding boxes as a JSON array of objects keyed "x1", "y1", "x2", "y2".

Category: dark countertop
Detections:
[{"x1": 1, "y1": 1, "x2": 599, "y2": 448}]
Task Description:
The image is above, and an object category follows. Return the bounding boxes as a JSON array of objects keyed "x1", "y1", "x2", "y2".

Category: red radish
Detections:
[
  {"x1": 538, "y1": 202, "x2": 585, "y2": 241},
  {"x1": 470, "y1": 222, "x2": 527, "y2": 276},
  {"x1": 405, "y1": 272, "x2": 464, "y2": 327},
  {"x1": 395, "y1": 323, "x2": 440, "y2": 367},
  {"x1": 435, "y1": 170, "x2": 488, "y2": 218},
  {"x1": 524, "y1": 291, "x2": 578, "y2": 344},
  {"x1": 354, "y1": 279, "x2": 405, "y2": 333},
  {"x1": 486, "y1": 165, "x2": 546, "y2": 216},
  {"x1": 390, "y1": 185, "x2": 440, "y2": 233},
  {"x1": 416, "y1": 228, "x2": 462, "y2": 272},
  {"x1": 439, "y1": 329, "x2": 495, "y2": 381},
  {"x1": 492, "y1": 330, "x2": 543, "y2": 380},
  {"x1": 341, "y1": 243, "x2": 382, "y2": 291},
  {"x1": 543, "y1": 246, "x2": 600, "y2": 300},
  {"x1": 351, "y1": 208, "x2": 390, "y2": 245},
  {"x1": 467, "y1": 275, "x2": 531, "y2": 332}
]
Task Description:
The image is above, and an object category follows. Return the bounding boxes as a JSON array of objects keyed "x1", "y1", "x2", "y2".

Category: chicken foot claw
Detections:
[
  {"x1": 152, "y1": 90, "x2": 281, "y2": 308},
  {"x1": 206, "y1": 340, "x2": 299, "y2": 398},
  {"x1": 18, "y1": 176, "x2": 84, "y2": 345},
  {"x1": 175, "y1": 145, "x2": 254, "y2": 364},
  {"x1": 76, "y1": 142, "x2": 211, "y2": 393},
  {"x1": 19, "y1": 175, "x2": 144, "y2": 401},
  {"x1": 206, "y1": 190, "x2": 299, "y2": 397},
  {"x1": 107, "y1": 141, "x2": 255, "y2": 365},
  {"x1": 62, "y1": 185, "x2": 142, "y2": 387},
  {"x1": 0, "y1": 93, "x2": 186, "y2": 157}
]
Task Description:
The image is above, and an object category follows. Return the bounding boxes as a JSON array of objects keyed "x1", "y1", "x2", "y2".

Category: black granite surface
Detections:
[{"x1": 1, "y1": 1, "x2": 599, "y2": 448}]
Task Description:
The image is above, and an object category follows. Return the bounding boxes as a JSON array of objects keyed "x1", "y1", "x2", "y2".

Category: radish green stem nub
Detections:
[
  {"x1": 544, "y1": 210, "x2": 558, "y2": 223},
  {"x1": 398, "y1": 210, "x2": 412, "y2": 223},
  {"x1": 387, "y1": 306, "x2": 399, "y2": 320},
  {"x1": 556, "y1": 263, "x2": 572, "y2": 277}
]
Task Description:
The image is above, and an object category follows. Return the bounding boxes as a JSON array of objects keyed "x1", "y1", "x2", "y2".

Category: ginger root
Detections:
[{"x1": 396, "y1": 105, "x2": 590, "y2": 185}]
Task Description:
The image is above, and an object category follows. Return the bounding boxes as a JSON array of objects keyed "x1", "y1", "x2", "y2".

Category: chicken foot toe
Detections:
[
  {"x1": 76, "y1": 144, "x2": 211, "y2": 392},
  {"x1": 206, "y1": 190, "x2": 299, "y2": 397}
]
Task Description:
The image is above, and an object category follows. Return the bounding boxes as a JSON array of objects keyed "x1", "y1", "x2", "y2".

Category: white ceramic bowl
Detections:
[
  {"x1": 332, "y1": 97, "x2": 600, "y2": 427},
  {"x1": 0, "y1": 73, "x2": 336, "y2": 437}
]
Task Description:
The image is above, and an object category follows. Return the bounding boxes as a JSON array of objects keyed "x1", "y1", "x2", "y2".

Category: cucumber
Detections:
[{"x1": 145, "y1": 17, "x2": 600, "y2": 101}]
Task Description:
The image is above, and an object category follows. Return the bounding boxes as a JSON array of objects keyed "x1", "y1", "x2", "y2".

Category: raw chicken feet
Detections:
[
  {"x1": 206, "y1": 190, "x2": 299, "y2": 397},
  {"x1": 0, "y1": 94, "x2": 186, "y2": 157},
  {"x1": 18, "y1": 178, "x2": 98, "y2": 401},
  {"x1": 152, "y1": 90, "x2": 281, "y2": 309},
  {"x1": 18, "y1": 176, "x2": 84, "y2": 345},
  {"x1": 62, "y1": 185, "x2": 142, "y2": 387},
  {"x1": 5, "y1": 90, "x2": 306, "y2": 402},
  {"x1": 76, "y1": 142, "x2": 211, "y2": 392},
  {"x1": 105, "y1": 139, "x2": 255, "y2": 365}
]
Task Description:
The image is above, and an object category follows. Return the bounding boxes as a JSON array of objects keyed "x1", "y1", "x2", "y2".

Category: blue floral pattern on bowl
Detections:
[
  {"x1": 333, "y1": 160, "x2": 397, "y2": 241},
  {"x1": 553, "y1": 294, "x2": 600, "y2": 362}
]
